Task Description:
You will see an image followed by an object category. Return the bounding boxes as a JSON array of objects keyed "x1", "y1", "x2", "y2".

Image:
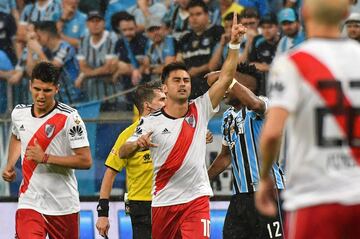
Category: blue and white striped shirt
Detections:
[
  {"x1": 20, "y1": 0, "x2": 61, "y2": 24},
  {"x1": 222, "y1": 102, "x2": 285, "y2": 194}
]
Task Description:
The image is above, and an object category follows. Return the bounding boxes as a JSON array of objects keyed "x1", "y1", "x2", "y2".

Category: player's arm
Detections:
[
  {"x1": 96, "y1": 167, "x2": 118, "y2": 237},
  {"x1": 232, "y1": 82, "x2": 266, "y2": 115},
  {"x1": 25, "y1": 140, "x2": 92, "y2": 169},
  {"x1": 2, "y1": 134, "x2": 21, "y2": 182},
  {"x1": 207, "y1": 145, "x2": 231, "y2": 180},
  {"x1": 119, "y1": 132, "x2": 157, "y2": 159},
  {"x1": 208, "y1": 14, "x2": 246, "y2": 109},
  {"x1": 255, "y1": 107, "x2": 288, "y2": 217},
  {"x1": 206, "y1": 71, "x2": 266, "y2": 115}
]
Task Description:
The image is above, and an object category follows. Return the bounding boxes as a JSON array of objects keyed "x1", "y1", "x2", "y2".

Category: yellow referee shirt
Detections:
[{"x1": 105, "y1": 120, "x2": 153, "y2": 201}]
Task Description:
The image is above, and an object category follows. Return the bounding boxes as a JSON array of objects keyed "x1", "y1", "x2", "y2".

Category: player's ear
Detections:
[
  {"x1": 55, "y1": 84, "x2": 60, "y2": 94},
  {"x1": 162, "y1": 84, "x2": 168, "y2": 94}
]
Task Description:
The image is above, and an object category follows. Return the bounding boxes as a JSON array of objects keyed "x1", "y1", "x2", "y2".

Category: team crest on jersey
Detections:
[
  {"x1": 45, "y1": 124, "x2": 55, "y2": 138},
  {"x1": 185, "y1": 114, "x2": 196, "y2": 128},
  {"x1": 73, "y1": 114, "x2": 81, "y2": 124},
  {"x1": 202, "y1": 38, "x2": 210, "y2": 46},
  {"x1": 192, "y1": 40, "x2": 199, "y2": 48}
]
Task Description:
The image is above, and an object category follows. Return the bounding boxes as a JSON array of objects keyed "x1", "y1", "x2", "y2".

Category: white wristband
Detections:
[
  {"x1": 228, "y1": 43, "x2": 241, "y2": 50},
  {"x1": 229, "y1": 78, "x2": 237, "y2": 90}
]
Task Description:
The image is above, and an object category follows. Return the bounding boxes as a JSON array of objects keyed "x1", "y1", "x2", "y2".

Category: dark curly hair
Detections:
[{"x1": 236, "y1": 63, "x2": 264, "y2": 95}]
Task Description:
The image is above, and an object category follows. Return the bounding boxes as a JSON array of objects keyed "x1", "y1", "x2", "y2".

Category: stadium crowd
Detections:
[{"x1": 0, "y1": 0, "x2": 358, "y2": 114}]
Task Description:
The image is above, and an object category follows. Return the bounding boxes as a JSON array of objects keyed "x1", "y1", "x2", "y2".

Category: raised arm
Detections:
[{"x1": 208, "y1": 14, "x2": 246, "y2": 109}]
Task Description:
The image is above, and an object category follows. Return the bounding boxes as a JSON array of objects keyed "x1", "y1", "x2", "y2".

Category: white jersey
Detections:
[
  {"x1": 268, "y1": 38, "x2": 360, "y2": 211},
  {"x1": 128, "y1": 92, "x2": 219, "y2": 207},
  {"x1": 11, "y1": 102, "x2": 89, "y2": 215}
]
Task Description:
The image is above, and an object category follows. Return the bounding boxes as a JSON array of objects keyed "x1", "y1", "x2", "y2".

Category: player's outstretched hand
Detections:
[
  {"x1": 25, "y1": 138, "x2": 45, "y2": 163},
  {"x1": 96, "y1": 217, "x2": 110, "y2": 238},
  {"x1": 230, "y1": 13, "x2": 247, "y2": 45},
  {"x1": 137, "y1": 132, "x2": 159, "y2": 149},
  {"x1": 255, "y1": 177, "x2": 277, "y2": 217},
  {"x1": 2, "y1": 165, "x2": 16, "y2": 182}
]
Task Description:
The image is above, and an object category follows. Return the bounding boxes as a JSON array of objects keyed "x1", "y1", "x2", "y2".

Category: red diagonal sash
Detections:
[
  {"x1": 154, "y1": 103, "x2": 198, "y2": 195},
  {"x1": 290, "y1": 51, "x2": 360, "y2": 163},
  {"x1": 20, "y1": 113, "x2": 68, "y2": 194}
]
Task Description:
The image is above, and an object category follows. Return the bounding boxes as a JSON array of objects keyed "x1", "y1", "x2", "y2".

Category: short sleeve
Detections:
[
  {"x1": 126, "y1": 117, "x2": 152, "y2": 142},
  {"x1": 268, "y1": 55, "x2": 301, "y2": 113},
  {"x1": 11, "y1": 110, "x2": 20, "y2": 139},
  {"x1": 194, "y1": 91, "x2": 220, "y2": 123},
  {"x1": 104, "y1": 133, "x2": 127, "y2": 172},
  {"x1": 66, "y1": 111, "x2": 90, "y2": 149},
  {"x1": 105, "y1": 32, "x2": 117, "y2": 59}
]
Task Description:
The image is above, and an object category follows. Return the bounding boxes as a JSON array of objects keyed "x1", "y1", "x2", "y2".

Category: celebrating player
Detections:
[{"x1": 119, "y1": 13, "x2": 246, "y2": 239}]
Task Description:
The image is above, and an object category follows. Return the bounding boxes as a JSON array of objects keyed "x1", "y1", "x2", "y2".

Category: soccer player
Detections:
[
  {"x1": 119, "y1": 13, "x2": 246, "y2": 239},
  {"x1": 96, "y1": 83, "x2": 166, "y2": 239},
  {"x1": 207, "y1": 63, "x2": 285, "y2": 239},
  {"x1": 255, "y1": 0, "x2": 360, "y2": 238},
  {"x1": 1, "y1": 62, "x2": 92, "y2": 238}
]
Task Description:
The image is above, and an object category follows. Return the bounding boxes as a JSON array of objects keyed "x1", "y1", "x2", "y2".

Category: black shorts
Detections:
[
  {"x1": 127, "y1": 200, "x2": 152, "y2": 239},
  {"x1": 223, "y1": 192, "x2": 284, "y2": 239}
]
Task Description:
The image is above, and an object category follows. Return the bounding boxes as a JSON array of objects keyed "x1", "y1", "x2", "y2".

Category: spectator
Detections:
[
  {"x1": 143, "y1": 16, "x2": 176, "y2": 81},
  {"x1": 219, "y1": 0, "x2": 244, "y2": 26},
  {"x1": 0, "y1": 50, "x2": 14, "y2": 114},
  {"x1": 76, "y1": 11, "x2": 118, "y2": 101},
  {"x1": 177, "y1": 0, "x2": 224, "y2": 99},
  {"x1": 104, "y1": 0, "x2": 135, "y2": 30},
  {"x1": 238, "y1": 8, "x2": 261, "y2": 63},
  {"x1": 113, "y1": 11, "x2": 148, "y2": 87},
  {"x1": 127, "y1": 0, "x2": 167, "y2": 32},
  {"x1": 344, "y1": 13, "x2": 360, "y2": 42},
  {"x1": 276, "y1": 8, "x2": 305, "y2": 55},
  {"x1": 0, "y1": 11, "x2": 17, "y2": 65},
  {"x1": 162, "y1": 0, "x2": 191, "y2": 41},
  {"x1": 57, "y1": 0, "x2": 87, "y2": 48},
  {"x1": 249, "y1": 13, "x2": 280, "y2": 72},
  {"x1": 27, "y1": 21, "x2": 85, "y2": 104},
  {"x1": 238, "y1": 0, "x2": 270, "y2": 17},
  {"x1": 0, "y1": 0, "x2": 19, "y2": 24},
  {"x1": 17, "y1": 0, "x2": 61, "y2": 48}
]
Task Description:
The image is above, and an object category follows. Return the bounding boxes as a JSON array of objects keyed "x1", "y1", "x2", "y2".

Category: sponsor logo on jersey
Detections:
[
  {"x1": 70, "y1": 125, "x2": 83, "y2": 137},
  {"x1": 143, "y1": 153, "x2": 152, "y2": 163},
  {"x1": 45, "y1": 124, "x2": 55, "y2": 138},
  {"x1": 185, "y1": 114, "x2": 196, "y2": 128},
  {"x1": 161, "y1": 128, "x2": 171, "y2": 134},
  {"x1": 268, "y1": 81, "x2": 285, "y2": 95}
]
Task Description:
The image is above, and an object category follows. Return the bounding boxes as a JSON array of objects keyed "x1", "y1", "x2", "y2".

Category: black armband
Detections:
[{"x1": 97, "y1": 199, "x2": 109, "y2": 217}]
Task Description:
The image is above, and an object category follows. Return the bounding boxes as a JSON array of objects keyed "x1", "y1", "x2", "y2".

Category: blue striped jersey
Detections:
[
  {"x1": 77, "y1": 30, "x2": 117, "y2": 68},
  {"x1": 0, "y1": 0, "x2": 16, "y2": 14},
  {"x1": 222, "y1": 99, "x2": 285, "y2": 194},
  {"x1": 20, "y1": 0, "x2": 61, "y2": 24}
]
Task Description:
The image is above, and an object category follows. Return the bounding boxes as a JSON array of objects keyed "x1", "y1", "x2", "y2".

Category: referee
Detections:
[
  {"x1": 96, "y1": 83, "x2": 166, "y2": 238},
  {"x1": 207, "y1": 63, "x2": 285, "y2": 239}
]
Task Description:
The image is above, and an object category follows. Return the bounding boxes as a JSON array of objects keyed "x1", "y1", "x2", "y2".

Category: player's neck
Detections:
[
  {"x1": 163, "y1": 101, "x2": 188, "y2": 118},
  {"x1": 33, "y1": 101, "x2": 56, "y2": 118},
  {"x1": 306, "y1": 22, "x2": 341, "y2": 39}
]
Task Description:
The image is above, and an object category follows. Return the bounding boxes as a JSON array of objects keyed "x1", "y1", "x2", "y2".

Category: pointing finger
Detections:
[{"x1": 233, "y1": 11, "x2": 237, "y2": 26}]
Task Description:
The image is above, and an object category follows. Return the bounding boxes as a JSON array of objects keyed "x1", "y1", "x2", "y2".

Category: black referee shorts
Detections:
[
  {"x1": 223, "y1": 192, "x2": 283, "y2": 239},
  {"x1": 127, "y1": 200, "x2": 152, "y2": 239}
]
